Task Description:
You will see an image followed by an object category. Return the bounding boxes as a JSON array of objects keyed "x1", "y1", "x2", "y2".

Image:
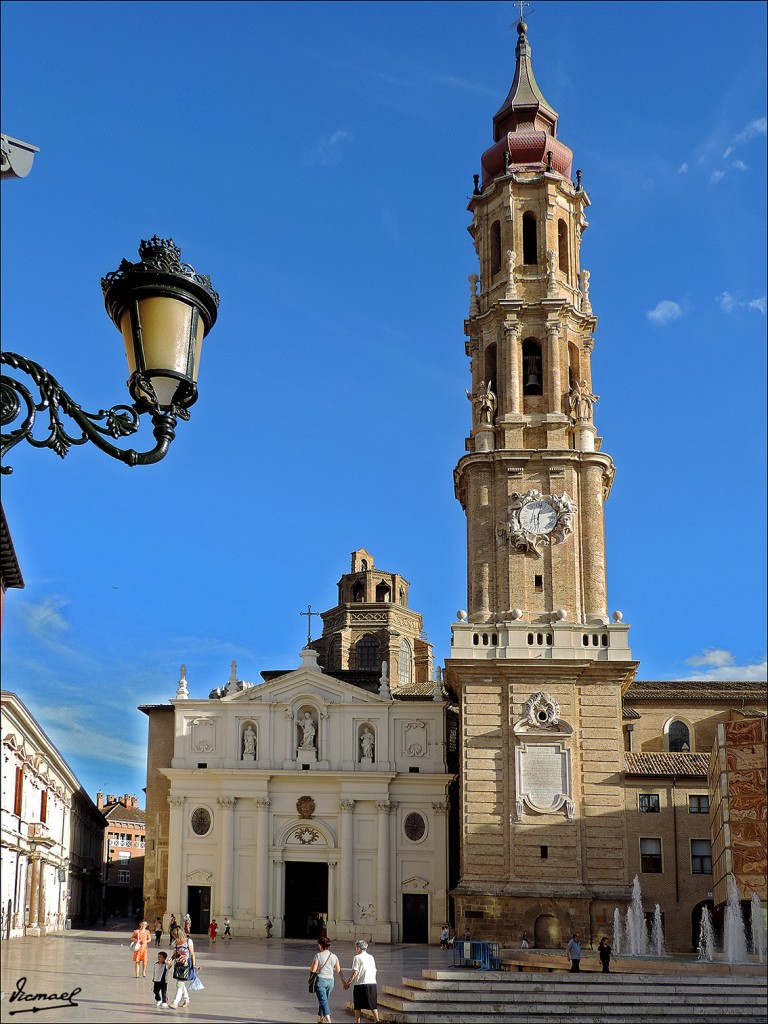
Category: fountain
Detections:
[
  {"x1": 698, "y1": 905, "x2": 715, "y2": 961},
  {"x1": 625, "y1": 874, "x2": 650, "y2": 955},
  {"x1": 651, "y1": 903, "x2": 666, "y2": 957},
  {"x1": 612, "y1": 907, "x2": 624, "y2": 955},
  {"x1": 723, "y1": 878, "x2": 748, "y2": 963},
  {"x1": 750, "y1": 892, "x2": 766, "y2": 963}
]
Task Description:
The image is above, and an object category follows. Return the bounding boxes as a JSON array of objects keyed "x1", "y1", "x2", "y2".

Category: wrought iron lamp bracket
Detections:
[{"x1": 0, "y1": 351, "x2": 184, "y2": 473}]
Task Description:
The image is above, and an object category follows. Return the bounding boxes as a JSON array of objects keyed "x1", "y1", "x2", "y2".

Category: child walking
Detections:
[{"x1": 152, "y1": 951, "x2": 169, "y2": 1007}]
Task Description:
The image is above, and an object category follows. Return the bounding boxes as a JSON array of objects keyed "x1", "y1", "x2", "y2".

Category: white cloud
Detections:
[
  {"x1": 718, "y1": 292, "x2": 766, "y2": 315},
  {"x1": 678, "y1": 162, "x2": 688, "y2": 174},
  {"x1": 35, "y1": 704, "x2": 148, "y2": 768},
  {"x1": 21, "y1": 596, "x2": 70, "y2": 639},
  {"x1": 731, "y1": 116, "x2": 767, "y2": 146},
  {"x1": 646, "y1": 300, "x2": 684, "y2": 326},
  {"x1": 681, "y1": 648, "x2": 767, "y2": 682},
  {"x1": 722, "y1": 145, "x2": 734, "y2": 159},
  {"x1": 686, "y1": 648, "x2": 735, "y2": 669},
  {"x1": 710, "y1": 169, "x2": 726, "y2": 183},
  {"x1": 303, "y1": 129, "x2": 350, "y2": 167},
  {"x1": 732, "y1": 160, "x2": 749, "y2": 171}
]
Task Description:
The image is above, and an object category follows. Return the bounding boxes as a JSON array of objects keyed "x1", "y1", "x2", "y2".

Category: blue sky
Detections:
[{"x1": 2, "y1": 1, "x2": 765, "y2": 803}]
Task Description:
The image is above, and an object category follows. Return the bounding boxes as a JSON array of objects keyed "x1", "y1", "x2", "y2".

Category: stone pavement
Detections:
[{"x1": 0, "y1": 924, "x2": 451, "y2": 1023}]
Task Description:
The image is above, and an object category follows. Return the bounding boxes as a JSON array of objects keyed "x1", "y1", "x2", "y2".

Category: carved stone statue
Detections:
[
  {"x1": 299, "y1": 712, "x2": 316, "y2": 748},
  {"x1": 360, "y1": 728, "x2": 375, "y2": 760},
  {"x1": 468, "y1": 274, "x2": 480, "y2": 317},
  {"x1": 242, "y1": 726, "x2": 256, "y2": 758},
  {"x1": 505, "y1": 249, "x2": 517, "y2": 298},
  {"x1": 466, "y1": 380, "x2": 497, "y2": 427},
  {"x1": 568, "y1": 379, "x2": 598, "y2": 423},
  {"x1": 579, "y1": 269, "x2": 591, "y2": 310}
]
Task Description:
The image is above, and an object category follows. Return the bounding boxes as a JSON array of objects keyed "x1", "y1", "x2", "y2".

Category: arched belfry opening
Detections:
[
  {"x1": 522, "y1": 339, "x2": 543, "y2": 395},
  {"x1": 490, "y1": 220, "x2": 502, "y2": 275},
  {"x1": 522, "y1": 212, "x2": 538, "y2": 265}
]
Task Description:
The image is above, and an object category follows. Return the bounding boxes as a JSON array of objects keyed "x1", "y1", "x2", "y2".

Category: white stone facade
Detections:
[
  {"x1": 160, "y1": 650, "x2": 452, "y2": 943},
  {"x1": 1, "y1": 691, "x2": 104, "y2": 937}
]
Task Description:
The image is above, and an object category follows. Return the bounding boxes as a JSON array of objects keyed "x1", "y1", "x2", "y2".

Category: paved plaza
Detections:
[{"x1": 0, "y1": 924, "x2": 450, "y2": 1023}]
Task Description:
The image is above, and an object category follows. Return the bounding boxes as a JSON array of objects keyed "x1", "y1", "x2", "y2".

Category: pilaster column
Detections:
[
  {"x1": 339, "y1": 800, "x2": 355, "y2": 925},
  {"x1": 502, "y1": 320, "x2": 521, "y2": 414},
  {"x1": 216, "y1": 796, "x2": 237, "y2": 915},
  {"x1": 376, "y1": 802, "x2": 392, "y2": 924},
  {"x1": 581, "y1": 463, "x2": 608, "y2": 623},
  {"x1": 272, "y1": 857, "x2": 283, "y2": 931},
  {"x1": 28, "y1": 857, "x2": 40, "y2": 928},
  {"x1": 284, "y1": 708, "x2": 294, "y2": 762},
  {"x1": 167, "y1": 796, "x2": 185, "y2": 917},
  {"x1": 320, "y1": 708, "x2": 330, "y2": 762},
  {"x1": 255, "y1": 798, "x2": 271, "y2": 918},
  {"x1": 546, "y1": 320, "x2": 562, "y2": 413},
  {"x1": 432, "y1": 802, "x2": 450, "y2": 937},
  {"x1": 327, "y1": 860, "x2": 337, "y2": 929}
]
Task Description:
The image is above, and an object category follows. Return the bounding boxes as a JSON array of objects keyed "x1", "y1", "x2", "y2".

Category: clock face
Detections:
[{"x1": 519, "y1": 500, "x2": 558, "y2": 535}]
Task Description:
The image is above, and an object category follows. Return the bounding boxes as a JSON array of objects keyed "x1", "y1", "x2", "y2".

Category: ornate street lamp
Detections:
[{"x1": 1, "y1": 235, "x2": 219, "y2": 473}]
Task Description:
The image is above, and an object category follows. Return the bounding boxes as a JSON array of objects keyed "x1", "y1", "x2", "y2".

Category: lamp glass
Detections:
[{"x1": 119, "y1": 295, "x2": 204, "y2": 408}]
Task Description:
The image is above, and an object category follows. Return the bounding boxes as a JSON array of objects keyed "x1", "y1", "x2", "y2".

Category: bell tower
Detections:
[
  {"x1": 445, "y1": 17, "x2": 638, "y2": 948},
  {"x1": 453, "y1": 18, "x2": 632, "y2": 660}
]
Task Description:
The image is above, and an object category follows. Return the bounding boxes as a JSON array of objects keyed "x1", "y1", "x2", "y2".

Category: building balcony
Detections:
[
  {"x1": 28, "y1": 822, "x2": 56, "y2": 847},
  {"x1": 448, "y1": 618, "x2": 633, "y2": 661}
]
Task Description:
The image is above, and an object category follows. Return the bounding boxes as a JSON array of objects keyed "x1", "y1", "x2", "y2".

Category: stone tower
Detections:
[
  {"x1": 445, "y1": 19, "x2": 639, "y2": 947},
  {"x1": 312, "y1": 549, "x2": 434, "y2": 689}
]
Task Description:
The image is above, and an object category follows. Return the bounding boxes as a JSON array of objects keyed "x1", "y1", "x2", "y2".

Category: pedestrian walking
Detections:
[
  {"x1": 152, "y1": 950, "x2": 170, "y2": 1007},
  {"x1": 309, "y1": 936, "x2": 341, "y2": 1024},
  {"x1": 566, "y1": 931, "x2": 582, "y2": 972},
  {"x1": 223, "y1": 915, "x2": 232, "y2": 940},
  {"x1": 343, "y1": 939, "x2": 380, "y2": 1024},
  {"x1": 264, "y1": 915, "x2": 273, "y2": 939},
  {"x1": 153, "y1": 917, "x2": 163, "y2": 946},
  {"x1": 598, "y1": 936, "x2": 617, "y2": 973},
  {"x1": 183, "y1": 913, "x2": 192, "y2": 936},
  {"x1": 521, "y1": 932, "x2": 529, "y2": 949},
  {"x1": 168, "y1": 914, "x2": 178, "y2": 944},
  {"x1": 440, "y1": 925, "x2": 450, "y2": 949},
  {"x1": 131, "y1": 919, "x2": 152, "y2": 978},
  {"x1": 170, "y1": 925, "x2": 197, "y2": 1008},
  {"x1": 208, "y1": 919, "x2": 218, "y2": 943}
]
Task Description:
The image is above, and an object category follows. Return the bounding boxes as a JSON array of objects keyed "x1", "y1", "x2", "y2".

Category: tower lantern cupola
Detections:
[{"x1": 482, "y1": 20, "x2": 573, "y2": 187}]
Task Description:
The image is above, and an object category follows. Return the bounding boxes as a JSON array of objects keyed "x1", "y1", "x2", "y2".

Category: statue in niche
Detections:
[
  {"x1": 360, "y1": 728, "x2": 375, "y2": 760},
  {"x1": 466, "y1": 380, "x2": 497, "y2": 427},
  {"x1": 299, "y1": 712, "x2": 316, "y2": 748},
  {"x1": 568, "y1": 379, "x2": 598, "y2": 423},
  {"x1": 242, "y1": 726, "x2": 256, "y2": 759}
]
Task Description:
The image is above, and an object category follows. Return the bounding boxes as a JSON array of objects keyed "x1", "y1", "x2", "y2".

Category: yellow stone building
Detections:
[{"x1": 444, "y1": 18, "x2": 766, "y2": 953}]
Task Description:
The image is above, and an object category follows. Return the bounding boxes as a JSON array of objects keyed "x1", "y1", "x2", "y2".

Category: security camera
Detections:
[{"x1": 1, "y1": 134, "x2": 39, "y2": 179}]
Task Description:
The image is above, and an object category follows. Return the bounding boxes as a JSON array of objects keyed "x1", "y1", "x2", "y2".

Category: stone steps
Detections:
[{"x1": 349, "y1": 969, "x2": 768, "y2": 1024}]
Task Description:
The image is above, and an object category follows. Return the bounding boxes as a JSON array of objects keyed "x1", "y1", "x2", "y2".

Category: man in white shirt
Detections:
[{"x1": 343, "y1": 940, "x2": 379, "y2": 1023}]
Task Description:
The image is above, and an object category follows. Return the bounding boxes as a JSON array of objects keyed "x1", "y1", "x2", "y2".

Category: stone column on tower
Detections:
[
  {"x1": 255, "y1": 798, "x2": 271, "y2": 918},
  {"x1": 217, "y1": 796, "x2": 236, "y2": 915}
]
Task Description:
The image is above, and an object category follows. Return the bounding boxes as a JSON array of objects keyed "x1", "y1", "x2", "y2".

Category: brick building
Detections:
[{"x1": 97, "y1": 792, "x2": 145, "y2": 919}]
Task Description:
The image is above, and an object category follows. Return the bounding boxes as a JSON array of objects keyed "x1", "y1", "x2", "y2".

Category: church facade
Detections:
[{"x1": 141, "y1": 551, "x2": 452, "y2": 943}]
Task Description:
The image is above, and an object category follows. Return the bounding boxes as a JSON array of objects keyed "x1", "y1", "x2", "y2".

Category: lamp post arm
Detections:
[{"x1": 0, "y1": 351, "x2": 179, "y2": 473}]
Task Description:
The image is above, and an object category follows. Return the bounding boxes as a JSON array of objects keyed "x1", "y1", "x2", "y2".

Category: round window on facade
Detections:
[
  {"x1": 403, "y1": 811, "x2": 427, "y2": 843},
  {"x1": 190, "y1": 806, "x2": 212, "y2": 836}
]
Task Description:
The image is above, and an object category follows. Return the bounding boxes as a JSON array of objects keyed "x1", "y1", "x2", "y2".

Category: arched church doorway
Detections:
[
  {"x1": 534, "y1": 913, "x2": 561, "y2": 948},
  {"x1": 284, "y1": 862, "x2": 328, "y2": 938}
]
